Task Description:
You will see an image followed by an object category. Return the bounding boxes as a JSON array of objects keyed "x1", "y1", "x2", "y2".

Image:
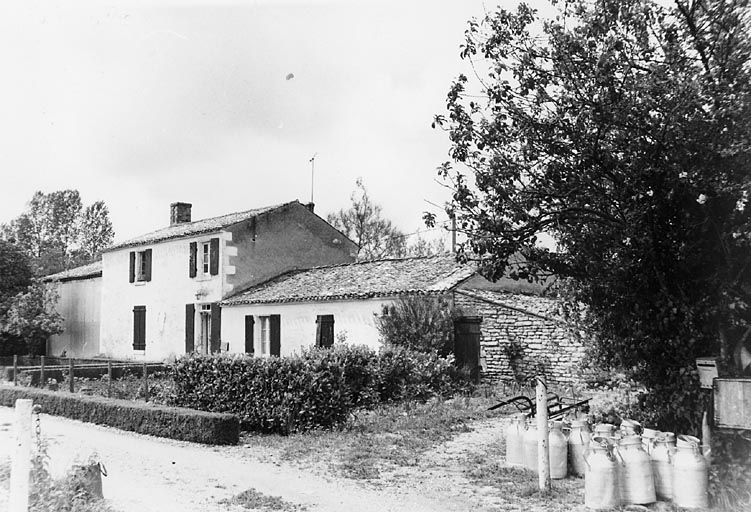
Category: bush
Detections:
[
  {"x1": 169, "y1": 344, "x2": 469, "y2": 434},
  {"x1": 375, "y1": 295, "x2": 455, "y2": 356},
  {"x1": 0, "y1": 384, "x2": 239, "y2": 445}
]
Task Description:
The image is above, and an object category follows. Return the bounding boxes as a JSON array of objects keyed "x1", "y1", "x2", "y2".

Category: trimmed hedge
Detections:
[
  {"x1": 0, "y1": 384, "x2": 239, "y2": 445},
  {"x1": 170, "y1": 344, "x2": 469, "y2": 434}
]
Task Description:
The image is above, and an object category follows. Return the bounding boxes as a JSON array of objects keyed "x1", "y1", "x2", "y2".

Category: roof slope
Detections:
[
  {"x1": 43, "y1": 260, "x2": 103, "y2": 282},
  {"x1": 106, "y1": 201, "x2": 295, "y2": 251},
  {"x1": 222, "y1": 255, "x2": 476, "y2": 305}
]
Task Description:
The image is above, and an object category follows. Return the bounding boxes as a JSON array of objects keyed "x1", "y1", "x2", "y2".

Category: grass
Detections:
[
  {"x1": 220, "y1": 488, "x2": 306, "y2": 511},
  {"x1": 242, "y1": 394, "x2": 496, "y2": 480}
]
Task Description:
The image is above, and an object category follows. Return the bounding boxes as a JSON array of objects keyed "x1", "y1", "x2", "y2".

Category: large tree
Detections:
[
  {"x1": 433, "y1": 0, "x2": 751, "y2": 432},
  {"x1": 2, "y1": 190, "x2": 114, "y2": 274}
]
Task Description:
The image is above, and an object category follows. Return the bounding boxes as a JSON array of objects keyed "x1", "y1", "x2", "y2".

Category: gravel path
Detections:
[{"x1": 0, "y1": 406, "x2": 488, "y2": 512}]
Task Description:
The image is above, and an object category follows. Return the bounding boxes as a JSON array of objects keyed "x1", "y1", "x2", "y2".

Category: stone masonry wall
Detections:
[{"x1": 454, "y1": 289, "x2": 586, "y2": 385}]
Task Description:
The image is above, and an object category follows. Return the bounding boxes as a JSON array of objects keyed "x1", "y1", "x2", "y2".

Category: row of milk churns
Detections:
[{"x1": 505, "y1": 414, "x2": 709, "y2": 509}]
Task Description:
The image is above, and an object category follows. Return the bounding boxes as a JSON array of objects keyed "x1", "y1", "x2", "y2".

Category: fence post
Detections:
[
  {"x1": 9, "y1": 398, "x2": 32, "y2": 512},
  {"x1": 536, "y1": 374, "x2": 551, "y2": 493},
  {"x1": 69, "y1": 358, "x2": 74, "y2": 393},
  {"x1": 40, "y1": 356, "x2": 45, "y2": 388},
  {"x1": 107, "y1": 361, "x2": 113, "y2": 398},
  {"x1": 142, "y1": 362, "x2": 149, "y2": 402},
  {"x1": 13, "y1": 355, "x2": 18, "y2": 386}
]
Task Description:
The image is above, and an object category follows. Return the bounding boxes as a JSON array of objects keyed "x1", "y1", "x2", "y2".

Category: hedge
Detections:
[
  {"x1": 169, "y1": 344, "x2": 469, "y2": 434},
  {"x1": 0, "y1": 384, "x2": 239, "y2": 445}
]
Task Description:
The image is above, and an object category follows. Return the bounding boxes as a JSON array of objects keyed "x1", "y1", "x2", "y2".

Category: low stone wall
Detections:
[{"x1": 454, "y1": 289, "x2": 586, "y2": 385}]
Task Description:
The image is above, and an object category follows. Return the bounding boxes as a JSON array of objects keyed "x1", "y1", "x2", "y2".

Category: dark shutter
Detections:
[
  {"x1": 316, "y1": 315, "x2": 335, "y2": 348},
  {"x1": 133, "y1": 306, "x2": 146, "y2": 350},
  {"x1": 189, "y1": 242, "x2": 197, "y2": 278},
  {"x1": 244, "y1": 315, "x2": 255, "y2": 355},
  {"x1": 270, "y1": 314, "x2": 281, "y2": 356},
  {"x1": 185, "y1": 304, "x2": 195, "y2": 353},
  {"x1": 144, "y1": 249, "x2": 152, "y2": 281},
  {"x1": 210, "y1": 237, "x2": 220, "y2": 275},
  {"x1": 129, "y1": 251, "x2": 136, "y2": 283},
  {"x1": 210, "y1": 302, "x2": 222, "y2": 353}
]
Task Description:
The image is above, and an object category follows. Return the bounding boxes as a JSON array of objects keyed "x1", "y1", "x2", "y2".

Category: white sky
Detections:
[{"x1": 0, "y1": 0, "x2": 554, "y2": 244}]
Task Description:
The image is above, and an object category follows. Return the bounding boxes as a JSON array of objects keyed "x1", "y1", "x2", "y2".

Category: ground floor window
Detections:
[
  {"x1": 316, "y1": 315, "x2": 335, "y2": 348},
  {"x1": 259, "y1": 316, "x2": 270, "y2": 355},
  {"x1": 258, "y1": 314, "x2": 281, "y2": 356}
]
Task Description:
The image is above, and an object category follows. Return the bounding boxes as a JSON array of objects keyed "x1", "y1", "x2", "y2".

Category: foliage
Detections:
[
  {"x1": 1, "y1": 190, "x2": 114, "y2": 275},
  {"x1": 0, "y1": 385, "x2": 239, "y2": 444},
  {"x1": 1, "y1": 280, "x2": 63, "y2": 355},
  {"x1": 169, "y1": 345, "x2": 469, "y2": 434},
  {"x1": 375, "y1": 295, "x2": 455, "y2": 356},
  {"x1": 709, "y1": 432, "x2": 751, "y2": 511},
  {"x1": 432, "y1": 0, "x2": 751, "y2": 433},
  {"x1": 0, "y1": 240, "x2": 33, "y2": 355}
]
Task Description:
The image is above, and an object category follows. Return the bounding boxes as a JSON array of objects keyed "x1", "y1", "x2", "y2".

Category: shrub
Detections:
[
  {"x1": 0, "y1": 384, "x2": 239, "y2": 445},
  {"x1": 375, "y1": 295, "x2": 455, "y2": 356},
  {"x1": 169, "y1": 344, "x2": 469, "y2": 434}
]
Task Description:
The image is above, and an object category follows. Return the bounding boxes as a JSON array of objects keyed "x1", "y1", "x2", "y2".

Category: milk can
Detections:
[
  {"x1": 617, "y1": 435, "x2": 656, "y2": 505},
  {"x1": 619, "y1": 419, "x2": 642, "y2": 437},
  {"x1": 549, "y1": 421, "x2": 568, "y2": 479},
  {"x1": 505, "y1": 414, "x2": 526, "y2": 466},
  {"x1": 569, "y1": 419, "x2": 591, "y2": 477},
  {"x1": 651, "y1": 431, "x2": 675, "y2": 500},
  {"x1": 523, "y1": 419, "x2": 538, "y2": 472},
  {"x1": 584, "y1": 437, "x2": 619, "y2": 510},
  {"x1": 672, "y1": 435, "x2": 709, "y2": 509},
  {"x1": 641, "y1": 428, "x2": 660, "y2": 455},
  {"x1": 593, "y1": 423, "x2": 616, "y2": 439}
]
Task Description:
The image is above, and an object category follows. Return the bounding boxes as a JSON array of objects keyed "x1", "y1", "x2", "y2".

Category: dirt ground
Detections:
[{"x1": 0, "y1": 407, "x2": 585, "y2": 512}]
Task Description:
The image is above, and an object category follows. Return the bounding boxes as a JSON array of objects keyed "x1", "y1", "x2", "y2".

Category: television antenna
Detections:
[{"x1": 309, "y1": 152, "x2": 318, "y2": 204}]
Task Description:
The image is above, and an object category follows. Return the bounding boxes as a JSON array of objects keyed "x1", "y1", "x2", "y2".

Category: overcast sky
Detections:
[{"x1": 0, "y1": 0, "x2": 552, "y2": 245}]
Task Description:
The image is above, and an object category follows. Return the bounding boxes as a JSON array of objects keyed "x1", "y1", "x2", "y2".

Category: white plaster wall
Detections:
[
  {"x1": 222, "y1": 298, "x2": 395, "y2": 356},
  {"x1": 99, "y1": 232, "x2": 232, "y2": 360},
  {"x1": 48, "y1": 278, "x2": 102, "y2": 358}
]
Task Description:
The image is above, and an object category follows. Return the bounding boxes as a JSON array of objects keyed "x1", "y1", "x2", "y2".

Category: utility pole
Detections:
[{"x1": 309, "y1": 153, "x2": 318, "y2": 204}]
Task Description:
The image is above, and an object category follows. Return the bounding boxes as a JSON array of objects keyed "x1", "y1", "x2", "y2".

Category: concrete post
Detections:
[
  {"x1": 9, "y1": 398, "x2": 32, "y2": 512},
  {"x1": 536, "y1": 375, "x2": 551, "y2": 493},
  {"x1": 69, "y1": 358, "x2": 74, "y2": 393},
  {"x1": 40, "y1": 356, "x2": 45, "y2": 388}
]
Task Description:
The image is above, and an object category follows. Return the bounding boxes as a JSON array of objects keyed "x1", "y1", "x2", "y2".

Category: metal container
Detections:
[
  {"x1": 568, "y1": 419, "x2": 591, "y2": 477},
  {"x1": 672, "y1": 435, "x2": 709, "y2": 509},
  {"x1": 505, "y1": 414, "x2": 526, "y2": 466},
  {"x1": 641, "y1": 428, "x2": 660, "y2": 455},
  {"x1": 549, "y1": 421, "x2": 568, "y2": 479},
  {"x1": 651, "y1": 431, "x2": 675, "y2": 500},
  {"x1": 584, "y1": 437, "x2": 619, "y2": 510},
  {"x1": 523, "y1": 419, "x2": 538, "y2": 472},
  {"x1": 593, "y1": 423, "x2": 616, "y2": 439},
  {"x1": 617, "y1": 435, "x2": 656, "y2": 505}
]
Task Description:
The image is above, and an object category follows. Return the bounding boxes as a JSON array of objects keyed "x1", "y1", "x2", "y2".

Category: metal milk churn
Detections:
[
  {"x1": 569, "y1": 419, "x2": 591, "y2": 477},
  {"x1": 584, "y1": 437, "x2": 619, "y2": 510},
  {"x1": 549, "y1": 420, "x2": 568, "y2": 479},
  {"x1": 672, "y1": 435, "x2": 709, "y2": 509},
  {"x1": 593, "y1": 423, "x2": 616, "y2": 439},
  {"x1": 641, "y1": 428, "x2": 660, "y2": 455},
  {"x1": 651, "y1": 431, "x2": 676, "y2": 500},
  {"x1": 523, "y1": 418, "x2": 539, "y2": 472},
  {"x1": 505, "y1": 414, "x2": 526, "y2": 466},
  {"x1": 617, "y1": 434, "x2": 656, "y2": 505}
]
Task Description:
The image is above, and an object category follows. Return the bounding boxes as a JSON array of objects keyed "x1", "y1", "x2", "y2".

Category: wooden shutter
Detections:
[
  {"x1": 133, "y1": 306, "x2": 146, "y2": 350},
  {"x1": 189, "y1": 242, "x2": 197, "y2": 278},
  {"x1": 209, "y1": 237, "x2": 220, "y2": 276},
  {"x1": 244, "y1": 315, "x2": 255, "y2": 354},
  {"x1": 316, "y1": 315, "x2": 335, "y2": 348},
  {"x1": 270, "y1": 314, "x2": 281, "y2": 356},
  {"x1": 185, "y1": 304, "x2": 195, "y2": 353},
  {"x1": 129, "y1": 251, "x2": 136, "y2": 283},
  {"x1": 144, "y1": 249, "x2": 152, "y2": 281},
  {"x1": 210, "y1": 302, "x2": 222, "y2": 353}
]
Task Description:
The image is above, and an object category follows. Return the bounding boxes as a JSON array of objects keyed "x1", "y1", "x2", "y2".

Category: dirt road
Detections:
[{"x1": 0, "y1": 406, "x2": 493, "y2": 512}]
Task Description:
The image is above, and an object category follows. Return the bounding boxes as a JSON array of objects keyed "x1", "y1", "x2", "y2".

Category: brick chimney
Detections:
[{"x1": 170, "y1": 202, "x2": 192, "y2": 225}]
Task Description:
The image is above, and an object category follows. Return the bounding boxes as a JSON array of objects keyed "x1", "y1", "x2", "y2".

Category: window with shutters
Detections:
[
  {"x1": 316, "y1": 315, "x2": 335, "y2": 348},
  {"x1": 133, "y1": 306, "x2": 146, "y2": 350},
  {"x1": 259, "y1": 316, "x2": 270, "y2": 356},
  {"x1": 189, "y1": 238, "x2": 219, "y2": 278},
  {"x1": 130, "y1": 249, "x2": 152, "y2": 283},
  {"x1": 201, "y1": 242, "x2": 210, "y2": 275}
]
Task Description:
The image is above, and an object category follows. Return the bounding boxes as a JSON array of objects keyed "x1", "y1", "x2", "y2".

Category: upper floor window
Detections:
[
  {"x1": 189, "y1": 238, "x2": 220, "y2": 278},
  {"x1": 202, "y1": 242, "x2": 210, "y2": 275},
  {"x1": 129, "y1": 249, "x2": 152, "y2": 283}
]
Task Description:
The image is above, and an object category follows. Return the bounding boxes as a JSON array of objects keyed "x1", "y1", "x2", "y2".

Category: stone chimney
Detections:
[
  {"x1": 305, "y1": 202, "x2": 315, "y2": 213},
  {"x1": 170, "y1": 202, "x2": 192, "y2": 225}
]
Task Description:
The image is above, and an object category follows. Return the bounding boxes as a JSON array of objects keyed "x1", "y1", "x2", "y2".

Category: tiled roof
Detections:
[
  {"x1": 105, "y1": 201, "x2": 296, "y2": 251},
  {"x1": 43, "y1": 260, "x2": 103, "y2": 282},
  {"x1": 222, "y1": 255, "x2": 476, "y2": 305}
]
